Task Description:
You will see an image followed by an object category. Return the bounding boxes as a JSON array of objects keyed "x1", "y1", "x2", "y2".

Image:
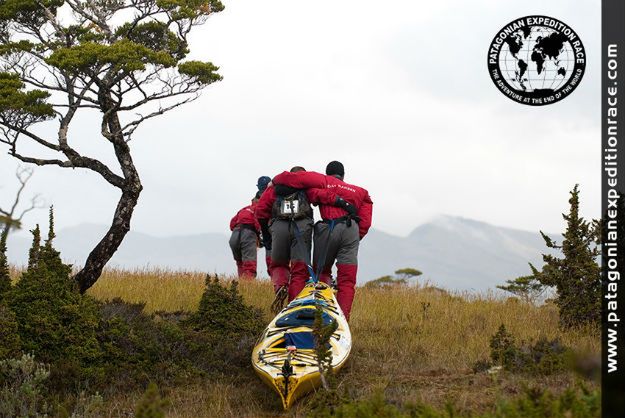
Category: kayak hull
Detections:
[{"x1": 252, "y1": 282, "x2": 352, "y2": 409}]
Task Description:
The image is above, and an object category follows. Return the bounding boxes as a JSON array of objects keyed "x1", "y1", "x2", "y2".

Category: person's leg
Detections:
[
  {"x1": 335, "y1": 222, "x2": 360, "y2": 320},
  {"x1": 312, "y1": 222, "x2": 340, "y2": 285},
  {"x1": 229, "y1": 228, "x2": 243, "y2": 276},
  {"x1": 239, "y1": 228, "x2": 258, "y2": 279},
  {"x1": 288, "y1": 218, "x2": 314, "y2": 300},
  {"x1": 269, "y1": 221, "x2": 290, "y2": 291},
  {"x1": 265, "y1": 249, "x2": 272, "y2": 277}
]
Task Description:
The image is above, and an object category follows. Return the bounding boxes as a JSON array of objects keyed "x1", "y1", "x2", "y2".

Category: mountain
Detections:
[{"x1": 5, "y1": 215, "x2": 555, "y2": 291}]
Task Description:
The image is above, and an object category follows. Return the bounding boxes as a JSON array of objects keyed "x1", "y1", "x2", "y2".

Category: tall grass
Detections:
[{"x1": 82, "y1": 267, "x2": 600, "y2": 417}]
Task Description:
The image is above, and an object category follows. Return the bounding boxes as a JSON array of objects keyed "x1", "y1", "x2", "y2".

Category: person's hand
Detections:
[{"x1": 335, "y1": 197, "x2": 357, "y2": 217}]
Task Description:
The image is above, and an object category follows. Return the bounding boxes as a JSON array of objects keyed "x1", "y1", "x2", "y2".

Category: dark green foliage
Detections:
[
  {"x1": 4, "y1": 231, "x2": 265, "y2": 393},
  {"x1": 486, "y1": 325, "x2": 570, "y2": 375},
  {"x1": 95, "y1": 277, "x2": 265, "y2": 390},
  {"x1": 95, "y1": 298, "x2": 203, "y2": 390},
  {"x1": 8, "y1": 218, "x2": 103, "y2": 388},
  {"x1": 365, "y1": 267, "x2": 423, "y2": 288},
  {"x1": 47, "y1": 40, "x2": 179, "y2": 73},
  {"x1": 497, "y1": 275, "x2": 545, "y2": 304},
  {"x1": 178, "y1": 60, "x2": 222, "y2": 84},
  {"x1": 1, "y1": 0, "x2": 225, "y2": 293},
  {"x1": 184, "y1": 275, "x2": 264, "y2": 340},
  {"x1": 0, "y1": 73, "x2": 54, "y2": 120},
  {"x1": 135, "y1": 383, "x2": 170, "y2": 418},
  {"x1": 313, "y1": 305, "x2": 337, "y2": 377},
  {"x1": 0, "y1": 233, "x2": 10, "y2": 298},
  {"x1": 309, "y1": 391, "x2": 409, "y2": 418},
  {"x1": 490, "y1": 386, "x2": 600, "y2": 418},
  {"x1": 0, "y1": 303, "x2": 20, "y2": 359},
  {"x1": 116, "y1": 21, "x2": 189, "y2": 60},
  {"x1": 529, "y1": 185, "x2": 601, "y2": 327},
  {"x1": 27, "y1": 224, "x2": 40, "y2": 270},
  {"x1": 489, "y1": 325, "x2": 517, "y2": 366},
  {"x1": 0, "y1": 0, "x2": 63, "y2": 26},
  {"x1": 307, "y1": 306, "x2": 342, "y2": 415},
  {"x1": 394, "y1": 268, "x2": 422, "y2": 280},
  {"x1": 307, "y1": 387, "x2": 600, "y2": 418}
]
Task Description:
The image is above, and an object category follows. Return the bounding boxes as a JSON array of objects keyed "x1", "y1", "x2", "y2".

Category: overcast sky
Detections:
[{"x1": 0, "y1": 0, "x2": 600, "y2": 238}]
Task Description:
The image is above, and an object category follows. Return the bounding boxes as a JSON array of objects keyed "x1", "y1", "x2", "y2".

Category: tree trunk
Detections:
[{"x1": 75, "y1": 185, "x2": 141, "y2": 293}]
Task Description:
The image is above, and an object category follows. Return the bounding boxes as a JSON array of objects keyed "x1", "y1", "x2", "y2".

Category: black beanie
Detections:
[{"x1": 326, "y1": 161, "x2": 344, "y2": 178}]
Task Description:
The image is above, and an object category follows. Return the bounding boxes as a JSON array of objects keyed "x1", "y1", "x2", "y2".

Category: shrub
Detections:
[
  {"x1": 183, "y1": 275, "x2": 265, "y2": 339},
  {"x1": 8, "y1": 223, "x2": 103, "y2": 389},
  {"x1": 489, "y1": 386, "x2": 600, "y2": 418},
  {"x1": 69, "y1": 391, "x2": 104, "y2": 418},
  {"x1": 307, "y1": 387, "x2": 600, "y2": 418},
  {"x1": 95, "y1": 279, "x2": 265, "y2": 391},
  {"x1": 0, "y1": 303, "x2": 21, "y2": 359},
  {"x1": 135, "y1": 383, "x2": 170, "y2": 418},
  {"x1": 523, "y1": 186, "x2": 601, "y2": 328},
  {"x1": 0, "y1": 353, "x2": 50, "y2": 417},
  {"x1": 485, "y1": 324, "x2": 570, "y2": 375},
  {"x1": 0, "y1": 236, "x2": 10, "y2": 298}
]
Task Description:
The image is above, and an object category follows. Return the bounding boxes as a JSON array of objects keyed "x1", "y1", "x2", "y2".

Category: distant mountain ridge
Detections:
[{"x1": 6, "y1": 215, "x2": 556, "y2": 291}]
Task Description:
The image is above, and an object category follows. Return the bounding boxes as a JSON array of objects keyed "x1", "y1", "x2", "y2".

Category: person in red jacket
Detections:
[
  {"x1": 229, "y1": 196, "x2": 261, "y2": 279},
  {"x1": 256, "y1": 167, "x2": 343, "y2": 309},
  {"x1": 256, "y1": 176, "x2": 273, "y2": 276},
  {"x1": 272, "y1": 161, "x2": 373, "y2": 320}
]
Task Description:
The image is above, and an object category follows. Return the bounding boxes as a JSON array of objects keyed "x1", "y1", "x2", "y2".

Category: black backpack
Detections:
[{"x1": 272, "y1": 191, "x2": 312, "y2": 220}]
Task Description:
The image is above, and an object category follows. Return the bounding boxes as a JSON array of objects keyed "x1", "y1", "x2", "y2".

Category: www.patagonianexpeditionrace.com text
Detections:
[{"x1": 605, "y1": 43, "x2": 620, "y2": 374}]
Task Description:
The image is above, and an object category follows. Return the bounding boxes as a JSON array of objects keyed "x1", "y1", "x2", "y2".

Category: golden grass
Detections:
[{"x1": 82, "y1": 267, "x2": 601, "y2": 417}]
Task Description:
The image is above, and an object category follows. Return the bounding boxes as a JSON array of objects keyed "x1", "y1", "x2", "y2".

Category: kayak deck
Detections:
[{"x1": 251, "y1": 282, "x2": 352, "y2": 409}]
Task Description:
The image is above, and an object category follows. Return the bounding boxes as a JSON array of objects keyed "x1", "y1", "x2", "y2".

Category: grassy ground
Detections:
[{"x1": 85, "y1": 268, "x2": 599, "y2": 417}]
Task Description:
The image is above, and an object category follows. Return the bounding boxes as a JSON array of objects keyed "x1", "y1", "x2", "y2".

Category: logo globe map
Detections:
[{"x1": 488, "y1": 16, "x2": 586, "y2": 106}]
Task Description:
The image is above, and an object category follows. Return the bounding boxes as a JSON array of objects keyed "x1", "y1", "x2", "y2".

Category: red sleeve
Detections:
[
  {"x1": 306, "y1": 187, "x2": 337, "y2": 205},
  {"x1": 357, "y1": 191, "x2": 373, "y2": 239},
  {"x1": 255, "y1": 187, "x2": 275, "y2": 220},
  {"x1": 273, "y1": 171, "x2": 328, "y2": 189},
  {"x1": 229, "y1": 212, "x2": 239, "y2": 231}
]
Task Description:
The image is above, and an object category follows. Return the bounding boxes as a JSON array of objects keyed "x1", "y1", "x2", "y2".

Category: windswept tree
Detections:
[
  {"x1": 0, "y1": 165, "x2": 44, "y2": 244},
  {"x1": 394, "y1": 267, "x2": 422, "y2": 282},
  {"x1": 0, "y1": 0, "x2": 224, "y2": 292},
  {"x1": 497, "y1": 275, "x2": 546, "y2": 304},
  {"x1": 528, "y1": 185, "x2": 601, "y2": 327}
]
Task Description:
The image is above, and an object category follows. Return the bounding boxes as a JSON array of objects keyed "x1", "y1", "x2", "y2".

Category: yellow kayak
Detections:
[{"x1": 251, "y1": 281, "x2": 352, "y2": 410}]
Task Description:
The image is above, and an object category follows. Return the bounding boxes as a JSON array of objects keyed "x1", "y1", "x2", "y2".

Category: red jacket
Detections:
[
  {"x1": 230, "y1": 203, "x2": 261, "y2": 232},
  {"x1": 255, "y1": 185, "x2": 338, "y2": 221},
  {"x1": 272, "y1": 171, "x2": 373, "y2": 239}
]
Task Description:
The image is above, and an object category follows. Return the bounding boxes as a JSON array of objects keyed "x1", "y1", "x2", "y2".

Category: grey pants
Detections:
[
  {"x1": 229, "y1": 226, "x2": 258, "y2": 262},
  {"x1": 269, "y1": 218, "x2": 313, "y2": 266},
  {"x1": 313, "y1": 221, "x2": 359, "y2": 271}
]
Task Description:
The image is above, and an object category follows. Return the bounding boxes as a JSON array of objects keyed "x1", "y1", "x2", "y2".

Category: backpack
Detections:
[{"x1": 272, "y1": 191, "x2": 312, "y2": 220}]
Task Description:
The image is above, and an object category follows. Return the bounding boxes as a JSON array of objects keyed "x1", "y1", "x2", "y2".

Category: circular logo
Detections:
[{"x1": 487, "y1": 16, "x2": 586, "y2": 105}]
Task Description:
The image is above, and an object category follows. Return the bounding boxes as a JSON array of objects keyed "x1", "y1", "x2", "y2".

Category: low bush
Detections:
[
  {"x1": 183, "y1": 275, "x2": 265, "y2": 339},
  {"x1": 307, "y1": 387, "x2": 600, "y2": 418},
  {"x1": 135, "y1": 383, "x2": 170, "y2": 418},
  {"x1": 0, "y1": 353, "x2": 51, "y2": 417},
  {"x1": 1, "y1": 214, "x2": 268, "y2": 411},
  {"x1": 484, "y1": 324, "x2": 570, "y2": 375}
]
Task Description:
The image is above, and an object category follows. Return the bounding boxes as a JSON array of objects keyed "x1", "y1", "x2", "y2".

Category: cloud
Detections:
[{"x1": 0, "y1": 0, "x2": 600, "y2": 239}]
